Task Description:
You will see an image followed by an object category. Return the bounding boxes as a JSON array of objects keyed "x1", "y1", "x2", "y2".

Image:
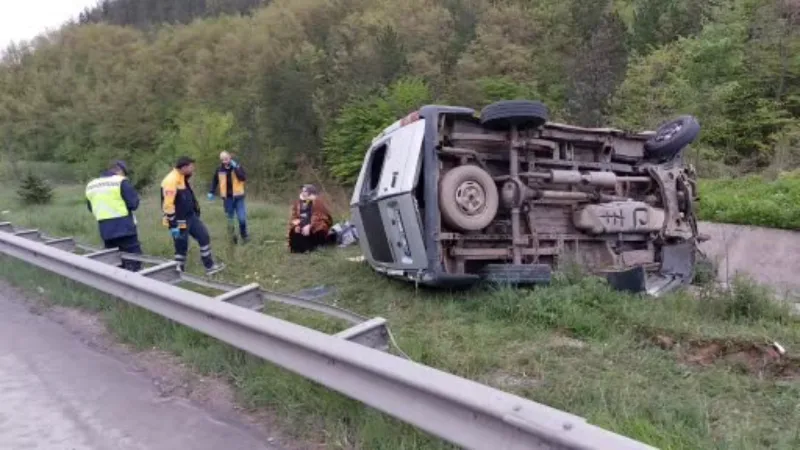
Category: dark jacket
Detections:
[
  {"x1": 161, "y1": 168, "x2": 200, "y2": 229},
  {"x1": 86, "y1": 171, "x2": 140, "y2": 241},
  {"x1": 209, "y1": 163, "x2": 247, "y2": 199}
]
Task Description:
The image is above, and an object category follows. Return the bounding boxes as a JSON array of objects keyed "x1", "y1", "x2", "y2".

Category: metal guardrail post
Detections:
[
  {"x1": 215, "y1": 283, "x2": 263, "y2": 310},
  {"x1": 0, "y1": 229, "x2": 656, "y2": 450},
  {"x1": 44, "y1": 237, "x2": 77, "y2": 252},
  {"x1": 139, "y1": 261, "x2": 182, "y2": 284},
  {"x1": 13, "y1": 229, "x2": 42, "y2": 241},
  {"x1": 335, "y1": 317, "x2": 390, "y2": 352},
  {"x1": 85, "y1": 248, "x2": 123, "y2": 266}
]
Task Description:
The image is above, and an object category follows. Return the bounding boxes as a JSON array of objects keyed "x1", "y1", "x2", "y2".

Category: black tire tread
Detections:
[
  {"x1": 480, "y1": 100, "x2": 549, "y2": 130},
  {"x1": 644, "y1": 115, "x2": 701, "y2": 161}
]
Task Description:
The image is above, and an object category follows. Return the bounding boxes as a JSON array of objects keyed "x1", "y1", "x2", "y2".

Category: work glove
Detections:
[
  {"x1": 170, "y1": 228, "x2": 181, "y2": 239},
  {"x1": 230, "y1": 160, "x2": 238, "y2": 169},
  {"x1": 207, "y1": 192, "x2": 215, "y2": 201}
]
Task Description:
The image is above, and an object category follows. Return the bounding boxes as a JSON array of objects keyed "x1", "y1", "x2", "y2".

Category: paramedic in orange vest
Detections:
[
  {"x1": 161, "y1": 156, "x2": 224, "y2": 275},
  {"x1": 207, "y1": 151, "x2": 249, "y2": 244}
]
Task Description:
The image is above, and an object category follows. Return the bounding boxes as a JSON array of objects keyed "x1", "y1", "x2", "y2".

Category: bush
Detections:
[
  {"x1": 17, "y1": 172, "x2": 53, "y2": 205},
  {"x1": 698, "y1": 276, "x2": 790, "y2": 324},
  {"x1": 158, "y1": 107, "x2": 240, "y2": 185},
  {"x1": 692, "y1": 253, "x2": 717, "y2": 286},
  {"x1": 324, "y1": 77, "x2": 432, "y2": 185}
]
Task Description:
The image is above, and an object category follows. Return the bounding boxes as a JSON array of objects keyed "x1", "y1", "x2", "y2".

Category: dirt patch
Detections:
[
  {"x1": 649, "y1": 334, "x2": 800, "y2": 380},
  {"x1": 547, "y1": 335, "x2": 588, "y2": 350},
  {"x1": 486, "y1": 370, "x2": 541, "y2": 391}
]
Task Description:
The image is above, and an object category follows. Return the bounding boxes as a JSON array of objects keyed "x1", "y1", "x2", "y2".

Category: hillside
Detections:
[
  {"x1": 78, "y1": 0, "x2": 269, "y2": 28},
  {"x1": 0, "y1": 0, "x2": 798, "y2": 191}
]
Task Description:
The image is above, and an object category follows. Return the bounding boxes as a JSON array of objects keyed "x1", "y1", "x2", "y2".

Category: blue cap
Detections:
[{"x1": 115, "y1": 160, "x2": 128, "y2": 175}]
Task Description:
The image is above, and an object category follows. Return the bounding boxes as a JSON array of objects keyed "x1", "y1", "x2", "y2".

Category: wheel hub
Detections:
[
  {"x1": 455, "y1": 181, "x2": 486, "y2": 216},
  {"x1": 656, "y1": 121, "x2": 683, "y2": 142}
]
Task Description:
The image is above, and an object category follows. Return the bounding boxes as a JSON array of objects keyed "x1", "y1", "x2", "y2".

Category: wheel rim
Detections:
[
  {"x1": 455, "y1": 181, "x2": 486, "y2": 216},
  {"x1": 655, "y1": 121, "x2": 684, "y2": 143}
]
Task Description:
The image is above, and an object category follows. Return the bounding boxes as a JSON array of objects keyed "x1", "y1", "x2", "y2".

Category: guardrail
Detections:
[
  {"x1": 0, "y1": 223, "x2": 656, "y2": 450},
  {"x1": 0, "y1": 222, "x2": 391, "y2": 351}
]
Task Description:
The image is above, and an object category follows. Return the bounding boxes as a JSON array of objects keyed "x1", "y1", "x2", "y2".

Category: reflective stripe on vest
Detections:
[
  {"x1": 218, "y1": 171, "x2": 245, "y2": 198},
  {"x1": 86, "y1": 175, "x2": 129, "y2": 221}
]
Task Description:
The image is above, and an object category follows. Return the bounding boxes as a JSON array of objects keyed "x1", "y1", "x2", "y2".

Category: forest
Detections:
[{"x1": 0, "y1": 0, "x2": 798, "y2": 191}]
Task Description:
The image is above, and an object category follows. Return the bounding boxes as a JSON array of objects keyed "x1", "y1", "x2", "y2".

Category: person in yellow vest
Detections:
[
  {"x1": 85, "y1": 160, "x2": 142, "y2": 271},
  {"x1": 207, "y1": 151, "x2": 249, "y2": 244},
  {"x1": 161, "y1": 156, "x2": 224, "y2": 275}
]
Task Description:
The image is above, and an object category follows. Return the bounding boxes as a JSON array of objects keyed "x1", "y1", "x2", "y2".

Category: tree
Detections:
[
  {"x1": 324, "y1": 77, "x2": 432, "y2": 184},
  {"x1": 17, "y1": 172, "x2": 53, "y2": 205},
  {"x1": 2, "y1": 0, "x2": 799, "y2": 191},
  {"x1": 566, "y1": 3, "x2": 629, "y2": 126},
  {"x1": 165, "y1": 108, "x2": 240, "y2": 181}
]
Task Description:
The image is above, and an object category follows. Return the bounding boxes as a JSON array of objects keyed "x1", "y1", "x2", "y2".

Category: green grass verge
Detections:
[
  {"x1": 698, "y1": 172, "x2": 800, "y2": 230},
  {"x1": 1, "y1": 185, "x2": 800, "y2": 449}
]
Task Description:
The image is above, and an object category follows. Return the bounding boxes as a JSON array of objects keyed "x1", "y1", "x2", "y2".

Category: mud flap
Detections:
[
  {"x1": 647, "y1": 241, "x2": 696, "y2": 297},
  {"x1": 604, "y1": 241, "x2": 696, "y2": 296},
  {"x1": 604, "y1": 265, "x2": 647, "y2": 293}
]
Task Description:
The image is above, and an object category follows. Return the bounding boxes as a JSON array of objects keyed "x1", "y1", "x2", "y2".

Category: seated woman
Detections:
[{"x1": 288, "y1": 184, "x2": 334, "y2": 253}]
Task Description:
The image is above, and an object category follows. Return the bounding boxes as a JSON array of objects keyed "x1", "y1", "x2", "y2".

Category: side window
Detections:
[{"x1": 365, "y1": 143, "x2": 388, "y2": 194}]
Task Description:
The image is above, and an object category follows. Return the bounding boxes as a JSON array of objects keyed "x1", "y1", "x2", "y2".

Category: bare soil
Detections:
[{"x1": 650, "y1": 334, "x2": 800, "y2": 380}]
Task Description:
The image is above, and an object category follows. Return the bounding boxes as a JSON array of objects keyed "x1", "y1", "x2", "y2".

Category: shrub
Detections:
[
  {"x1": 698, "y1": 275, "x2": 790, "y2": 324},
  {"x1": 17, "y1": 172, "x2": 53, "y2": 205},
  {"x1": 692, "y1": 253, "x2": 717, "y2": 286},
  {"x1": 324, "y1": 77, "x2": 432, "y2": 185}
]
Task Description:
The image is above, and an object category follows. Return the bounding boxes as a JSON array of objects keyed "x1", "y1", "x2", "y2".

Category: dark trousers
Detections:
[
  {"x1": 223, "y1": 196, "x2": 248, "y2": 238},
  {"x1": 173, "y1": 216, "x2": 214, "y2": 270},
  {"x1": 289, "y1": 229, "x2": 333, "y2": 253},
  {"x1": 104, "y1": 235, "x2": 143, "y2": 272}
]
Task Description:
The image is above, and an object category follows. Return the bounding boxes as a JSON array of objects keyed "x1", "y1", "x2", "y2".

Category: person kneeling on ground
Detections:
[{"x1": 287, "y1": 184, "x2": 334, "y2": 253}]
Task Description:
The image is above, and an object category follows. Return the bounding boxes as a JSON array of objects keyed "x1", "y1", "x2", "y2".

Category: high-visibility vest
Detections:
[
  {"x1": 85, "y1": 175, "x2": 129, "y2": 221},
  {"x1": 218, "y1": 170, "x2": 245, "y2": 198}
]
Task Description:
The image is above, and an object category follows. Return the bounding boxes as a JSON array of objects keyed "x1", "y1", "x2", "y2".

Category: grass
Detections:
[
  {"x1": 698, "y1": 172, "x2": 800, "y2": 230},
  {"x1": 1, "y1": 184, "x2": 800, "y2": 449}
]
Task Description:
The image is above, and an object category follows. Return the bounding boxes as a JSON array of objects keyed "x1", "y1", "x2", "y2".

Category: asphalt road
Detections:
[{"x1": 0, "y1": 284, "x2": 280, "y2": 450}]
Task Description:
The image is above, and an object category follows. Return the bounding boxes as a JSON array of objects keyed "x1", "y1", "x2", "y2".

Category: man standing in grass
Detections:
[
  {"x1": 207, "y1": 151, "x2": 249, "y2": 244},
  {"x1": 162, "y1": 156, "x2": 224, "y2": 275},
  {"x1": 85, "y1": 160, "x2": 142, "y2": 272}
]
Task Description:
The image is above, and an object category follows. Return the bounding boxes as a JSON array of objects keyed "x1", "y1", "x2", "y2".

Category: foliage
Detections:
[
  {"x1": 0, "y1": 0, "x2": 799, "y2": 189},
  {"x1": 164, "y1": 107, "x2": 240, "y2": 181},
  {"x1": 324, "y1": 77, "x2": 432, "y2": 184},
  {"x1": 78, "y1": 0, "x2": 269, "y2": 27},
  {"x1": 17, "y1": 172, "x2": 53, "y2": 205},
  {"x1": 613, "y1": 0, "x2": 800, "y2": 168},
  {"x1": 698, "y1": 172, "x2": 800, "y2": 230},
  {"x1": 700, "y1": 276, "x2": 789, "y2": 324}
]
